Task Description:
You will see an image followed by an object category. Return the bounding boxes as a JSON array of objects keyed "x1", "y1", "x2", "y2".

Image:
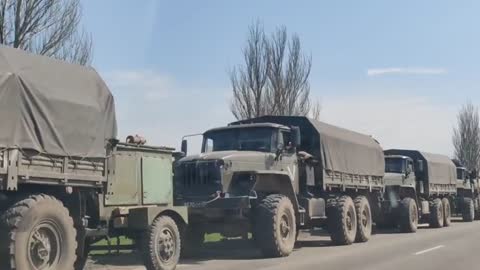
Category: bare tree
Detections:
[
  {"x1": 453, "y1": 101, "x2": 480, "y2": 172},
  {"x1": 267, "y1": 26, "x2": 312, "y2": 116},
  {"x1": 230, "y1": 22, "x2": 314, "y2": 120},
  {"x1": 310, "y1": 99, "x2": 321, "y2": 120},
  {"x1": 230, "y1": 21, "x2": 269, "y2": 120},
  {"x1": 0, "y1": 0, "x2": 92, "y2": 65}
]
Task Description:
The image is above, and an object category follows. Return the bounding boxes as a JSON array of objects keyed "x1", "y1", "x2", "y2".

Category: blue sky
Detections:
[{"x1": 82, "y1": 0, "x2": 480, "y2": 155}]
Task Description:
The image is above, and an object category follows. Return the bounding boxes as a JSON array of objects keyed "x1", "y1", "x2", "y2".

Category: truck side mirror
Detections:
[
  {"x1": 291, "y1": 127, "x2": 301, "y2": 147},
  {"x1": 181, "y1": 139, "x2": 188, "y2": 155},
  {"x1": 417, "y1": 160, "x2": 424, "y2": 172}
]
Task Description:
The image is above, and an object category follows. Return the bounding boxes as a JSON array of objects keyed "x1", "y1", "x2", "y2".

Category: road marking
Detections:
[{"x1": 414, "y1": 245, "x2": 445, "y2": 255}]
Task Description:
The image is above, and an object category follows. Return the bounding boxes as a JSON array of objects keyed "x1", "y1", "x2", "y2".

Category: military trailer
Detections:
[
  {"x1": 451, "y1": 160, "x2": 480, "y2": 221},
  {"x1": 383, "y1": 150, "x2": 457, "y2": 232},
  {"x1": 175, "y1": 116, "x2": 385, "y2": 257},
  {"x1": 0, "y1": 47, "x2": 186, "y2": 270}
]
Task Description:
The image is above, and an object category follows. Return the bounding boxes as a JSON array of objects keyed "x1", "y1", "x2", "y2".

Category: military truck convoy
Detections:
[
  {"x1": 176, "y1": 117, "x2": 480, "y2": 258},
  {"x1": 0, "y1": 47, "x2": 187, "y2": 270},
  {"x1": 175, "y1": 116, "x2": 386, "y2": 257},
  {"x1": 1, "y1": 46, "x2": 479, "y2": 269}
]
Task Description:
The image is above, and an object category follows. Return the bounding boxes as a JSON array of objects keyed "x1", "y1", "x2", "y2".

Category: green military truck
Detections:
[
  {"x1": 451, "y1": 159, "x2": 480, "y2": 221},
  {"x1": 382, "y1": 150, "x2": 457, "y2": 232},
  {"x1": 175, "y1": 116, "x2": 385, "y2": 257},
  {"x1": 0, "y1": 47, "x2": 187, "y2": 270}
]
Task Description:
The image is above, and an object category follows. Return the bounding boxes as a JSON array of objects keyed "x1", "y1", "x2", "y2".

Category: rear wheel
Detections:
[
  {"x1": 441, "y1": 198, "x2": 451, "y2": 227},
  {"x1": 354, "y1": 196, "x2": 372, "y2": 242},
  {"x1": 328, "y1": 195, "x2": 357, "y2": 245},
  {"x1": 0, "y1": 194, "x2": 77, "y2": 270},
  {"x1": 429, "y1": 198, "x2": 444, "y2": 228},
  {"x1": 253, "y1": 194, "x2": 296, "y2": 257},
  {"x1": 142, "y1": 216, "x2": 181, "y2": 270},
  {"x1": 462, "y1": 197, "x2": 475, "y2": 222},
  {"x1": 399, "y1": 197, "x2": 418, "y2": 233}
]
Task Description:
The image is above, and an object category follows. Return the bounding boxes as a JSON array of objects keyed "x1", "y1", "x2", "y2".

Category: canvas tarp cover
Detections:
[
  {"x1": 0, "y1": 46, "x2": 117, "y2": 158},
  {"x1": 309, "y1": 119, "x2": 384, "y2": 177},
  {"x1": 385, "y1": 149, "x2": 456, "y2": 185},
  {"x1": 231, "y1": 116, "x2": 385, "y2": 177}
]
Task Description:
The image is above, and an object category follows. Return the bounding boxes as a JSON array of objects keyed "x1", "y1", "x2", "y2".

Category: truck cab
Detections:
[
  {"x1": 384, "y1": 155, "x2": 416, "y2": 188},
  {"x1": 175, "y1": 122, "x2": 300, "y2": 209},
  {"x1": 455, "y1": 166, "x2": 472, "y2": 190}
]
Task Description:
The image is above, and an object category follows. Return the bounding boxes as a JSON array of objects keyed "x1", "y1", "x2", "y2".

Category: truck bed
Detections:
[{"x1": 0, "y1": 148, "x2": 106, "y2": 191}]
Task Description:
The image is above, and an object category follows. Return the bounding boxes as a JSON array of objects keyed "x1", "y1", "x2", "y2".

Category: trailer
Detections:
[
  {"x1": 382, "y1": 149, "x2": 457, "y2": 232},
  {"x1": 0, "y1": 46, "x2": 186, "y2": 270},
  {"x1": 175, "y1": 116, "x2": 385, "y2": 257}
]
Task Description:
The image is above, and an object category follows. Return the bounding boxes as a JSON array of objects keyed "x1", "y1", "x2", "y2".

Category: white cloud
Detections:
[
  {"x1": 321, "y1": 94, "x2": 456, "y2": 156},
  {"x1": 367, "y1": 67, "x2": 447, "y2": 76}
]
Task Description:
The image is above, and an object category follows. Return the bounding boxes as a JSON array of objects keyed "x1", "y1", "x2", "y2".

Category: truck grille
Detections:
[{"x1": 175, "y1": 160, "x2": 222, "y2": 197}]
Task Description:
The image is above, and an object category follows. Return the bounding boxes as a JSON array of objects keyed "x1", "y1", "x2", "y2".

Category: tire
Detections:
[
  {"x1": 354, "y1": 196, "x2": 372, "y2": 242},
  {"x1": 253, "y1": 194, "x2": 296, "y2": 257},
  {"x1": 429, "y1": 198, "x2": 444, "y2": 228},
  {"x1": 462, "y1": 197, "x2": 475, "y2": 222},
  {"x1": 0, "y1": 194, "x2": 77, "y2": 270},
  {"x1": 399, "y1": 197, "x2": 418, "y2": 233},
  {"x1": 441, "y1": 198, "x2": 451, "y2": 227},
  {"x1": 327, "y1": 195, "x2": 357, "y2": 245},
  {"x1": 142, "y1": 216, "x2": 181, "y2": 270}
]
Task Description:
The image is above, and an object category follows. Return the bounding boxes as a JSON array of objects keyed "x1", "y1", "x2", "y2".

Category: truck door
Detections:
[{"x1": 278, "y1": 130, "x2": 299, "y2": 193}]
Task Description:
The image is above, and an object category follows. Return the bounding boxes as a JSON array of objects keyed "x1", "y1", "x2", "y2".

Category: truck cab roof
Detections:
[
  {"x1": 205, "y1": 122, "x2": 290, "y2": 134},
  {"x1": 385, "y1": 155, "x2": 413, "y2": 161}
]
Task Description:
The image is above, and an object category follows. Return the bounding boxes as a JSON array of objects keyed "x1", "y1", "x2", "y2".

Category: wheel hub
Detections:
[
  {"x1": 361, "y1": 210, "x2": 368, "y2": 227},
  {"x1": 346, "y1": 211, "x2": 353, "y2": 231},
  {"x1": 280, "y1": 214, "x2": 291, "y2": 239},
  {"x1": 158, "y1": 229, "x2": 175, "y2": 262},
  {"x1": 28, "y1": 222, "x2": 60, "y2": 270}
]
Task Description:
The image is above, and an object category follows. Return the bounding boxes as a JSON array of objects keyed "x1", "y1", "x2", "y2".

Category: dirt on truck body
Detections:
[
  {"x1": 0, "y1": 46, "x2": 186, "y2": 270},
  {"x1": 175, "y1": 116, "x2": 385, "y2": 257}
]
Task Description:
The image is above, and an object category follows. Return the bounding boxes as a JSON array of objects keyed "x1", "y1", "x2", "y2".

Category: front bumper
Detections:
[{"x1": 183, "y1": 195, "x2": 252, "y2": 209}]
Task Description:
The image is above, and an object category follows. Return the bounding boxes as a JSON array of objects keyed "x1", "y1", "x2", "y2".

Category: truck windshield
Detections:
[
  {"x1": 385, "y1": 158, "x2": 406, "y2": 173},
  {"x1": 202, "y1": 127, "x2": 275, "y2": 153}
]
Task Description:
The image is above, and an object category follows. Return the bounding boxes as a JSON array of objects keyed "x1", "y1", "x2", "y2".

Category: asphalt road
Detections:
[{"x1": 87, "y1": 218, "x2": 480, "y2": 270}]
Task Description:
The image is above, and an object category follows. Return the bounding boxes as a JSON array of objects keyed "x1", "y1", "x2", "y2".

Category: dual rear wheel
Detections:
[
  {"x1": 253, "y1": 194, "x2": 373, "y2": 258},
  {"x1": 327, "y1": 195, "x2": 372, "y2": 245}
]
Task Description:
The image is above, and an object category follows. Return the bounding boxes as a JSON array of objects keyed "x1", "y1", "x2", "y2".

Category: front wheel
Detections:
[
  {"x1": 253, "y1": 194, "x2": 296, "y2": 257},
  {"x1": 399, "y1": 197, "x2": 418, "y2": 233},
  {"x1": 142, "y1": 216, "x2": 181, "y2": 270},
  {"x1": 462, "y1": 197, "x2": 475, "y2": 222},
  {"x1": 0, "y1": 194, "x2": 78, "y2": 270}
]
